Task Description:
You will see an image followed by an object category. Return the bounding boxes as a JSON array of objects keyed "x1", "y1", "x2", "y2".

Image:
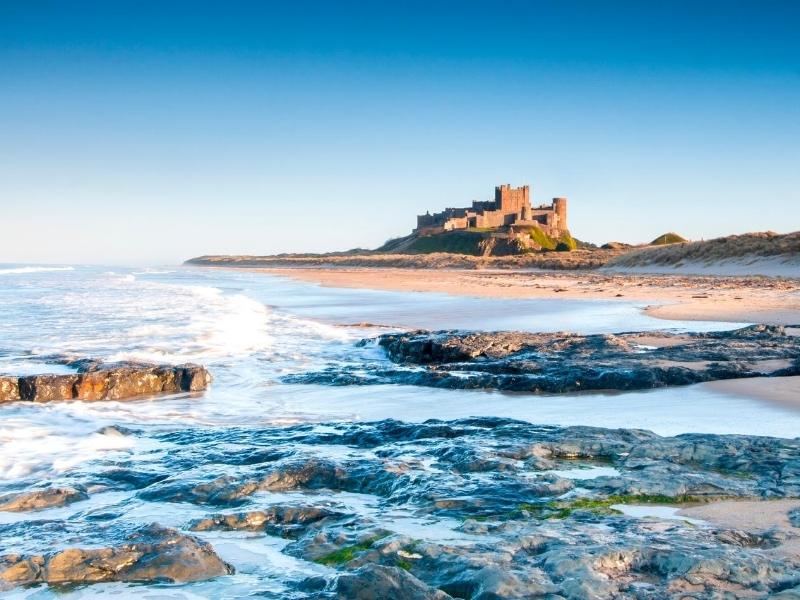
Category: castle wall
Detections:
[{"x1": 415, "y1": 185, "x2": 568, "y2": 238}]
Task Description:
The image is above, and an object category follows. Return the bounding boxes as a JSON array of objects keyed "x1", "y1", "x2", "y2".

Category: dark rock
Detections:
[
  {"x1": 295, "y1": 324, "x2": 800, "y2": 393},
  {"x1": 0, "y1": 487, "x2": 88, "y2": 512},
  {"x1": 140, "y1": 456, "x2": 408, "y2": 506},
  {"x1": 336, "y1": 564, "x2": 452, "y2": 600},
  {"x1": 297, "y1": 574, "x2": 329, "y2": 592},
  {"x1": 14, "y1": 416, "x2": 800, "y2": 598},
  {"x1": 0, "y1": 523, "x2": 233, "y2": 589}
]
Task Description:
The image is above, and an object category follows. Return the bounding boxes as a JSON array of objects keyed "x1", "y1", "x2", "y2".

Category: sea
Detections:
[{"x1": 1, "y1": 264, "x2": 798, "y2": 598}]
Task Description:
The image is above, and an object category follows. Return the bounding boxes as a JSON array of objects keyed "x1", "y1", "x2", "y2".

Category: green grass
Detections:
[
  {"x1": 529, "y1": 228, "x2": 558, "y2": 250},
  {"x1": 519, "y1": 493, "x2": 703, "y2": 520},
  {"x1": 393, "y1": 227, "x2": 578, "y2": 256},
  {"x1": 314, "y1": 535, "x2": 388, "y2": 566},
  {"x1": 556, "y1": 232, "x2": 578, "y2": 251},
  {"x1": 405, "y1": 231, "x2": 486, "y2": 255},
  {"x1": 528, "y1": 228, "x2": 577, "y2": 252},
  {"x1": 650, "y1": 232, "x2": 687, "y2": 246}
]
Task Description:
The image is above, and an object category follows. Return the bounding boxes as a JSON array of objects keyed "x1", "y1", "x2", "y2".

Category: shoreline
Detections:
[{"x1": 229, "y1": 266, "x2": 800, "y2": 325}]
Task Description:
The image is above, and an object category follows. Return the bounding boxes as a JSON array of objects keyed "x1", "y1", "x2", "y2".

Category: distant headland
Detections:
[{"x1": 185, "y1": 181, "x2": 799, "y2": 277}]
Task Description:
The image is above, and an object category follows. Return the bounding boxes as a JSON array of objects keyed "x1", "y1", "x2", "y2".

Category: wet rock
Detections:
[
  {"x1": 190, "y1": 504, "x2": 347, "y2": 537},
  {"x1": 0, "y1": 523, "x2": 233, "y2": 589},
  {"x1": 0, "y1": 487, "x2": 88, "y2": 512},
  {"x1": 18, "y1": 374, "x2": 80, "y2": 402},
  {"x1": 286, "y1": 523, "x2": 393, "y2": 565},
  {"x1": 298, "y1": 574, "x2": 329, "y2": 592},
  {"x1": 294, "y1": 324, "x2": 800, "y2": 393},
  {"x1": 140, "y1": 456, "x2": 408, "y2": 506},
  {"x1": 5, "y1": 417, "x2": 800, "y2": 598},
  {"x1": 336, "y1": 564, "x2": 452, "y2": 600},
  {"x1": 4, "y1": 360, "x2": 211, "y2": 402},
  {"x1": 0, "y1": 376, "x2": 20, "y2": 402},
  {"x1": 790, "y1": 507, "x2": 800, "y2": 528},
  {"x1": 715, "y1": 529, "x2": 784, "y2": 548}
]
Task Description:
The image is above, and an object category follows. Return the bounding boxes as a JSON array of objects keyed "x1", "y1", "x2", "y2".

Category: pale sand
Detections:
[
  {"x1": 705, "y1": 376, "x2": 800, "y2": 410},
  {"x1": 258, "y1": 267, "x2": 800, "y2": 325},
  {"x1": 679, "y1": 499, "x2": 800, "y2": 557}
]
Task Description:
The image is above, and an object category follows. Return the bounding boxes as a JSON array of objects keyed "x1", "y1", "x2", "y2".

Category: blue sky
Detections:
[{"x1": 1, "y1": 0, "x2": 798, "y2": 264}]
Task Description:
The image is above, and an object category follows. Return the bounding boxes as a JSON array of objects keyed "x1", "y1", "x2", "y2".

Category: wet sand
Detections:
[
  {"x1": 679, "y1": 499, "x2": 800, "y2": 557},
  {"x1": 705, "y1": 376, "x2": 800, "y2": 411},
  {"x1": 255, "y1": 267, "x2": 800, "y2": 325}
]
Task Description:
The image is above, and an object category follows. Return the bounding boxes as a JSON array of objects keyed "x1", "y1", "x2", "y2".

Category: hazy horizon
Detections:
[{"x1": 2, "y1": 0, "x2": 799, "y2": 264}]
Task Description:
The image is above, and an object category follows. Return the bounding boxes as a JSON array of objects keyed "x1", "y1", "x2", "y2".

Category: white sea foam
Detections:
[
  {"x1": 0, "y1": 266, "x2": 74, "y2": 275},
  {"x1": 132, "y1": 268, "x2": 175, "y2": 275},
  {"x1": 0, "y1": 413, "x2": 140, "y2": 479}
]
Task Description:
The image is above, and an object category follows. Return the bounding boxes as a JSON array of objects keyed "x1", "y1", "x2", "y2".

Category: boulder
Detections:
[
  {"x1": 2, "y1": 360, "x2": 211, "y2": 403},
  {"x1": 0, "y1": 524, "x2": 233, "y2": 589},
  {"x1": 0, "y1": 487, "x2": 88, "y2": 512},
  {"x1": 0, "y1": 377, "x2": 20, "y2": 402}
]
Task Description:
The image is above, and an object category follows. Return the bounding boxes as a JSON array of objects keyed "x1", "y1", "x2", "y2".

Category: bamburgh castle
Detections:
[{"x1": 416, "y1": 184, "x2": 568, "y2": 238}]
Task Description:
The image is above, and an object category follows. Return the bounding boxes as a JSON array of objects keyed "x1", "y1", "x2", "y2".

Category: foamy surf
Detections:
[{"x1": 0, "y1": 266, "x2": 75, "y2": 275}]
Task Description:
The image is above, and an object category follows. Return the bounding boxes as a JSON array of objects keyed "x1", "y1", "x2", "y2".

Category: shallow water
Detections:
[{"x1": 0, "y1": 264, "x2": 796, "y2": 597}]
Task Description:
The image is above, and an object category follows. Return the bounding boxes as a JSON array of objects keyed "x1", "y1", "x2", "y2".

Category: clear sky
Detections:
[{"x1": 1, "y1": 1, "x2": 798, "y2": 264}]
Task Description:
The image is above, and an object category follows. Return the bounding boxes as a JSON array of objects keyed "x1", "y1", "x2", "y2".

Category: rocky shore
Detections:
[
  {"x1": 0, "y1": 358, "x2": 211, "y2": 403},
  {"x1": 0, "y1": 524, "x2": 233, "y2": 589},
  {"x1": 2, "y1": 418, "x2": 799, "y2": 596},
  {"x1": 288, "y1": 324, "x2": 800, "y2": 393}
]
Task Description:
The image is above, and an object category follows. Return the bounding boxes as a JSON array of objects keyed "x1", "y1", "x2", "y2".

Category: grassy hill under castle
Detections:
[{"x1": 378, "y1": 228, "x2": 579, "y2": 257}]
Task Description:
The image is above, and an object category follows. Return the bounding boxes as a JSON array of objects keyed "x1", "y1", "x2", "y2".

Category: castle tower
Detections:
[
  {"x1": 495, "y1": 184, "x2": 531, "y2": 215},
  {"x1": 552, "y1": 197, "x2": 568, "y2": 232}
]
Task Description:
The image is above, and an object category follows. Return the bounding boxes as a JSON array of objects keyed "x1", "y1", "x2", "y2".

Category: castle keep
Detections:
[{"x1": 416, "y1": 184, "x2": 568, "y2": 238}]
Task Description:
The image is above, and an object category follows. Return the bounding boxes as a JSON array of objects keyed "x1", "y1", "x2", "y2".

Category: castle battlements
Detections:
[{"x1": 416, "y1": 184, "x2": 568, "y2": 238}]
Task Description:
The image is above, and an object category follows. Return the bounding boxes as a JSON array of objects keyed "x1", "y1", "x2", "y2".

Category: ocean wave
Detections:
[
  {"x1": 0, "y1": 266, "x2": 74, "y2": 275},
  {"x1": 132, "y1": 269, "x2": 175, "y2": 275}
]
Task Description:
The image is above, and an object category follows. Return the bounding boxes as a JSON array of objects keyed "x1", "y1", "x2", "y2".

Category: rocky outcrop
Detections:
[
  {"x1": 7, "y1": 418, "x2": 800, "y2": 597},
  {"x1": 0, "y1": 359, "x2": 210, "y2": 403},
  {"x1": 0, "y1": 487, "x2": 88, "y2": 512},
  {"x1": 337, "y1": 564, "x2": 453, "y2": 599},
  {"x1": 0, "y1": 524, "x2": 233, "y2": 590},
  {"x1": 290, "y1": 324, "x2": 800, "y2": 392}
]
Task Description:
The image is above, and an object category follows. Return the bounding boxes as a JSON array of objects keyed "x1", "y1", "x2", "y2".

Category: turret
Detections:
[{"x1": 553, "y1": 197, "x2": 568, "y2": 231}]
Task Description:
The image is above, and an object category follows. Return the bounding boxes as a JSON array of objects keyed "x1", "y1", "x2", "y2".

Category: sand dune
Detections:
[{"x1": 606, "y1": 231, "x2": 800, "y2": 277}]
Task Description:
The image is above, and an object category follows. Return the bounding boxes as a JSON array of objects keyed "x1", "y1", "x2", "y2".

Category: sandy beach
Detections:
[
  {"x1": 255, "y1": 267, "x2": 800, "y2": 325},
  {"x1": 706, "y1": 376, "x2": 800, "y2": 411}
]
